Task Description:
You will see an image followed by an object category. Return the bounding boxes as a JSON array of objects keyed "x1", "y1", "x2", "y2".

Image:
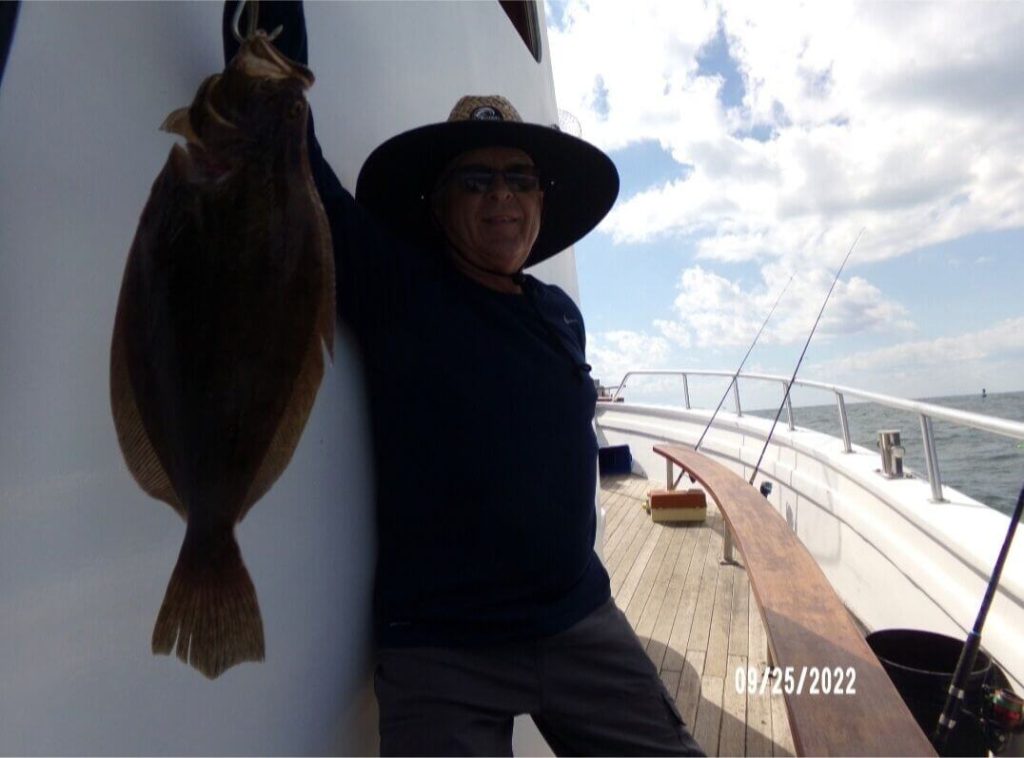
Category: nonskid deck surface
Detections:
[{"x1": 600, "y1": 474, "x2": 794, "y2": 757}]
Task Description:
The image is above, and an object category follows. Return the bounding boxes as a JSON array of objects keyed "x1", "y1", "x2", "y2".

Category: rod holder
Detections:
[{"x1": 877, "y1": 429, "x2": 905, "y2": 479}]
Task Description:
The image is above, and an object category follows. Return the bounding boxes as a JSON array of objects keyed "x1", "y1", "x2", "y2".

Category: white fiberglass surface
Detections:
[
  {"x1": 0, "y1": 5, "x2": 377, "y2": 750},
  {"x1": 0, "y1": 1, "x2": 568, "y2": 753}
]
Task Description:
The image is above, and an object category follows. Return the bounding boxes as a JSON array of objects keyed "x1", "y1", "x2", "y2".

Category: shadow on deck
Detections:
[{"x1": 600, "y1": 473, "x2": 795, "y2": 757}]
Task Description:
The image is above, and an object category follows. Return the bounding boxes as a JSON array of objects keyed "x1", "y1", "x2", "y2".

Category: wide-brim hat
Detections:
[{"x1": 355, "y1": 95, "x2": 619, "y2": 268}]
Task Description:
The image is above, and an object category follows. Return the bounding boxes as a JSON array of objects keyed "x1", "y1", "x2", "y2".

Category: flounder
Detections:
[{"x1": 110, "y1": 32, "x2": 334, "y2": 679}]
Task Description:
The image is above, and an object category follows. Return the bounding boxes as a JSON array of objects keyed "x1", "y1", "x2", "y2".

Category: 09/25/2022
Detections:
[{"x1": 735, "y1": 666, "x2": 857, "y2": 696}]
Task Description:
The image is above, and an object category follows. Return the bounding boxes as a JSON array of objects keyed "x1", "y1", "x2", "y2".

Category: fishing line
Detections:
[
  {"x1": 671, "y1": 273, "x2": 794, "y2": 490},
  {"x1": 747, "y1": 228, "x2": 864, "y2": 487}
]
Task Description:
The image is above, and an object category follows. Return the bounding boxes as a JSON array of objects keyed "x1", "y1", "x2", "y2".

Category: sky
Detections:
[{"x1": 543, "y1": 0, "x2": 1024, "y2": 408}]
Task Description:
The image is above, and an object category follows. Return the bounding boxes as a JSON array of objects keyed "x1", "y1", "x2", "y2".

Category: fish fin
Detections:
[
  {"x1": 151, "y1": 527, "x2": 264, "y2": 679},
  {"x1": 160, "y1": 107, "x2": 201, "y2": 146},
  {"x1": 235, "y1": 199, "x2": 334, "y2": 519},
  {"x1": 110, "y1": 279, "x2": 185, "y2": 518},
  {"x1": 318, "y1": 230, "x2": 336, "y2": 361},
  {"x1": 238, "y1": 326, "x2": 326, "y2": 520}
]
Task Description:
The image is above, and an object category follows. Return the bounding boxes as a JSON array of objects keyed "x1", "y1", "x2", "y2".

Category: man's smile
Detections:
[{"x1": 483, "y1": 214, "x2": 521, "y2": 224}]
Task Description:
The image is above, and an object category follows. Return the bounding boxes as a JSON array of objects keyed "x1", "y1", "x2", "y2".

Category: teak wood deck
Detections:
[
  {"x1": 601, "y1": 464, "x2": 936, "y2": 757},
  {"x1": 600, "y1": 473, "x2": 794, "y2": 757}
]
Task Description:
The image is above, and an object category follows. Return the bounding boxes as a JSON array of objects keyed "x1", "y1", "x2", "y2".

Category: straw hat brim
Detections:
[{"x1": 355, "y1": 120, "x2": 619, "y2": 267}]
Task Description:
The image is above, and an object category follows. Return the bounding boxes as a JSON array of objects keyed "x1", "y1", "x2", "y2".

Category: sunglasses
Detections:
[{"x1": 445, "y1": 165, "x2": 543, "y2": 194}]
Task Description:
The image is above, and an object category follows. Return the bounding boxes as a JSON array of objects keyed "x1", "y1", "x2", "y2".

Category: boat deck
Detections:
[{"x1": 600, "y1": 474, "x2": 795, "y2": 757}]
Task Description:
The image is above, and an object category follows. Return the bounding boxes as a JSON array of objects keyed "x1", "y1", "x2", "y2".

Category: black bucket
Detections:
[{"x1": 867, "y1": 629, "x2": 991, "y2": 756}]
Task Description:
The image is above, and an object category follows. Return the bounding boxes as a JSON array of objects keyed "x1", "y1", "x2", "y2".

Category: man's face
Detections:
[{"x1": 435, "y1": 147, "x2": 544, "y2": 282}]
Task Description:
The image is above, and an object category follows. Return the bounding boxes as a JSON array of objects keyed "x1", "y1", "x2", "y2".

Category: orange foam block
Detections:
[{"x1": 649, "y1": 488, "x2": 707, "y2": 523}]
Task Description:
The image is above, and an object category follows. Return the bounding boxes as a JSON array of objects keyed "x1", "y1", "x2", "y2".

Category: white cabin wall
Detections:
[
  {"x1": 0, "y1": 2, "x2": 377, "y2": 754},
  {"x1": 0, "y1": 1, "x2": 574, "y2": 755}
]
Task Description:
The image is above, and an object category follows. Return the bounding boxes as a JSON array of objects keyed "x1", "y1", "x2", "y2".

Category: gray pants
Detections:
[{"x1": 374, "y1": 598, "x2": 704, "y2": 756}]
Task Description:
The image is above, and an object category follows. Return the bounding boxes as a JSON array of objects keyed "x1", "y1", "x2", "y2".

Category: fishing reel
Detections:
[
  {"x1": 981, "y1": 680, "x2": 1024, "y2": 755},
  {"x1": 951, "y1": 668, "x2": 1024, "y2": 756}
]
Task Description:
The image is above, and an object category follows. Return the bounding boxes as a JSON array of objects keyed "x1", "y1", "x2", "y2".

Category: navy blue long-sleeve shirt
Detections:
[{"x1": 224, "y1": 2, "x2": 610, "y2": 646}]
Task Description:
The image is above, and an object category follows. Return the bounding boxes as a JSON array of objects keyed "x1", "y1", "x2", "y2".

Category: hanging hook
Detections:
[
  {"x1": 231, "y1": 1, "x2": 283, "y2": 44},
  {"x1": 231, "y1": 0, "x2": 248, "y2": 43}
]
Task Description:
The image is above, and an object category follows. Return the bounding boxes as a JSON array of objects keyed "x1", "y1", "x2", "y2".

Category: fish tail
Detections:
[{"x1": 151, "y1": 526, "x2": 265, "y2": 679}]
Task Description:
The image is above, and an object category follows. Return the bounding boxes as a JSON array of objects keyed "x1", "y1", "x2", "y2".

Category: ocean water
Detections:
[{"x1": 753, "y1": 391, "x2": 1024, "y2": 516}]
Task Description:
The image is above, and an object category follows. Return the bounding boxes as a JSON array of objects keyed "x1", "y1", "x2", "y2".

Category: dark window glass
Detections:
[
  {"x1": 1, "y1": 1, "x2": 20, "y2": 92},
  {"x1": 499, "y1": 1, "x2": 542, "y2": 63}
]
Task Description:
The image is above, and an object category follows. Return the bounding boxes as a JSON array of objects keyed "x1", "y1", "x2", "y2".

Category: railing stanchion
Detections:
[
  {"x1": 920, "y1": 414, "x2": 946, "y2": 502},
  {"x1": 682, "y1": 374, "x2": 691, "y2": 410},
  {"x1": 611, "y1": 372, "x2": 631, "y2": 402},
  {"x1": 784, "y1": 381, "x2": 795, "y2": 430},
  {"x1": 836, "y1": 392, "x2": 852, "y2": 453},
  {"x1": 732, "y1": 379, "x2": 742, "y2": 417}
]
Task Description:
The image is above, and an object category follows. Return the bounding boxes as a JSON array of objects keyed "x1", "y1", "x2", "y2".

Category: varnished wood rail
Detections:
[{"x1": 653, "y1": 444, "x2": 935, "y2": 757}]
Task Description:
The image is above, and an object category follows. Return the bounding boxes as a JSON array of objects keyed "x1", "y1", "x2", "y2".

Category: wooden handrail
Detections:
[{"x1": 654, "y1": 444, "x2": 935, "y2": 756}]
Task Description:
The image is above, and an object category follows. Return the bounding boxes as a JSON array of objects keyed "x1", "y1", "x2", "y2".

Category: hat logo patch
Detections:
[{"x1": 470, "y1": 106, "x2": 504, "y2": 121}]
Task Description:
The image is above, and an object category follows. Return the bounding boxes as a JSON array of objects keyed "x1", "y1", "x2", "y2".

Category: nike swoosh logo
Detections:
[{"x1": 563, "y1": 315, "x2": 579, "y2": 325}]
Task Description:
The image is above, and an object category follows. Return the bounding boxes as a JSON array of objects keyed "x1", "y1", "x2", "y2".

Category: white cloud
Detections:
[
  {"x1": 651, "y1": 264, "x2": 914, "y2": 350},
  {"x1": 548, "y1": 0, "x2": 1024, "y2": 268},
  {"x1": 592, "y1": 318, "x2": 1024, "y2": 406},
  {"x1": 652, "y1": 319, "x2": 691, "y2": 349},
  {"x1": 663, "y1": 265, "x2": 766, "y2": 347},
  {"x1": 824, "y1": 318, "x2": 1024, "y2": 376},
  {"x1": 546, "y1": 1, "x2": 721, "y2": 153},
  {"x1": 587, "y1": 329, "x2": 672, "y2": 387}
]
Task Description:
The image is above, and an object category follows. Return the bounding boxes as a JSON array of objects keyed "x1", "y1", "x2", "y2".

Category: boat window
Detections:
[
  {"x1": 499, "y1": 1, "x2": 542, "y2": 63},
  {"x1": 1, "y1": 1, "x2": 20, "y2": 92}
]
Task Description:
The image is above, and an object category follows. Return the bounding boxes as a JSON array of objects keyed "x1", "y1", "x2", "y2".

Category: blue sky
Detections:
[{"x1": 544, "y1": 1, "x2": 1024, "y2": 406}]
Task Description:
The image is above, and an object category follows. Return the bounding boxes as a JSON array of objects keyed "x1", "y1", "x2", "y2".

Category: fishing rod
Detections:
[
  {"x1": 932, "y1": 478, "x2": 1024, "y2": 751},
  {"x1": 747, "y1": 228, "x2": 864, "y2": 487},
  {"x1": 671, "y1": 274, "x2": 794, "y2": 490}
]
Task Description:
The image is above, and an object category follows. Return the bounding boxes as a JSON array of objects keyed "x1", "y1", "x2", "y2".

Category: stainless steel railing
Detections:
[{"x1": 607, "y1": 370, "x2": 1024, "y2": 502}]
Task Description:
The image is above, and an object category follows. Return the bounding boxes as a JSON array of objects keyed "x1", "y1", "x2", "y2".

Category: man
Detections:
[{"x1": 224, "y1": 3, "x2": 703, "y2": 755}]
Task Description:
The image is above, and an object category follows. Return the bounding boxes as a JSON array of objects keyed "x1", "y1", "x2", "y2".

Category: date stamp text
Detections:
[{"x1": 734, "y1": 666, "x2": 857, "y2": 696}]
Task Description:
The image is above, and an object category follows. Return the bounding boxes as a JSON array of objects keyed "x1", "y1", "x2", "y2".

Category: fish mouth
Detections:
[
  {"x1": 159, "y1": 34, "x2": 314, "y2": 149},
  {"x1": 160, "y1": 75, "x2": 236, "y2": 147},
  {"x1": 236, "y1": 33, "x2": 315, "y2": 90}
]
